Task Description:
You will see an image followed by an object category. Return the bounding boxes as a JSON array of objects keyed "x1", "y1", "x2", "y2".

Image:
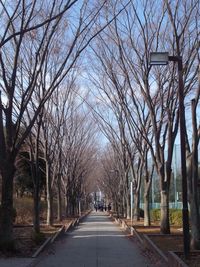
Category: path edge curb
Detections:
[
  {"x1": 31, "y1": 210, "x2": 91, "y2": 258},
  {"x1": 108, "y1": 214, "x2": 170, "y2": 266}
]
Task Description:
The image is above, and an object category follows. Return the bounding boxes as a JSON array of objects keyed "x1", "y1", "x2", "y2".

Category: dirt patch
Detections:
[
  {"x1": 0, "y1": 219, "x2": 73, "y2": 258},
  {"x1": 178, "y1": 252, "x2": 200, "y2": 267},
  {"x1": 148, "y1": 234, "x2": 183, "y2": 254},
  {"x1": 133, "y1": 223, "x2": 200, "y2": 267},
  {"x1": 134, "y1": 224, "x2": 182, "y2": 234},
  {"x1": 115, "y1": 217, "x2": 200, "y2": 267}
]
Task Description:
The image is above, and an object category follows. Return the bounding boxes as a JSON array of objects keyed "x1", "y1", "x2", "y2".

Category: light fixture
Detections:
[{"x1": 149, "y1": 52, "x2": 169, "y2": 65}]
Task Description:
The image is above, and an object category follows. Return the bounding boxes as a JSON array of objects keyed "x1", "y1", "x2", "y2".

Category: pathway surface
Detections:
[
  {"x1": 31, "y1": 211, "x2": 149, "y2": 267},
  {"x1": 0, "y1": 258, "x2": 33, "y2": 267}
]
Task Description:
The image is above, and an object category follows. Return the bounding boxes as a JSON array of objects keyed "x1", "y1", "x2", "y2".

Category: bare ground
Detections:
[
  {"x1": 112, "y1": 214, "x2": 200, "y2": 267},
  {"x1": 0, "y1": 219, "x2": 73, "y2": 258}
]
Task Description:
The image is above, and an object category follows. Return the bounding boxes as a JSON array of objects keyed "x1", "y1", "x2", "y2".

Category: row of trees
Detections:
[
  {"x1": 0, "y1": 0, "x2": 130, "y2": 247},
  {"x1": 0, "y1": 0, "x2": 199, "y2": 252},
  {"x1": 89, "y1": 0, "x2": 200, "y2": 249},
  {"x1": 14, "y1": 84, "x2": 98, "y2": 233}
]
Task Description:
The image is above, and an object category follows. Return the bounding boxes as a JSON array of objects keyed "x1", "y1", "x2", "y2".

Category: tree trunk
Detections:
[
  {"x1": 116, "y1": 202, "x2": 119, "y2": 218},
  {"x1": 160, "y1": 190, "x2": 170, "y2": 234},
  {"x1": 66, "y1": 194, "x2": 73, "y2": 216},
  {"x1": 187, "y1": 151, "x2": 200, "y2": 250},
  {"x1": 46, "y1": 162, "x2": 53, "y2": 225},
  {"x1": 72, "y1": 201, "x2": 75, "y2": 216},
  {"x1": 57, "y1": 178, "x2": 62, "y2": 221},
  {"x1": 133, "y1": 192, "x2": 140, "y2": 221},
  {"x1": 126, "y1": 195, "x2": 131, "y2": 219},
  {"x1": 114, "y1": 196, "x2": 119, "y2": 217},
  {"x1": 30, "y1": 152, "x2": 41, "y2": 234},
  {"x1": 0, "y1": 164, "x2": 15, "y2": 248},
  {"x1": 33, "y1": 189, "x2": 40, "y2": 233},
  {"x1": 189, "y1": 99, "x2": 200, "y2": 249},
  {"x1": 144, "y1": 188, "x2": 150, "y2": 226},
  {"x1": 122, "y1": 195, "x2": 126, "y2": 218},
  {"x1": 190, "y1": 195, "x2": 200, "y2": 249},
  {"x1": 65, "y1": 193, "x2": 68, "y2": 217}
]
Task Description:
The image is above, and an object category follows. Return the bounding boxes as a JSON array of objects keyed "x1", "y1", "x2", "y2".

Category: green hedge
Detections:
[{"x1": 150, "y1": 208, "x2": 182, "y2": 226}]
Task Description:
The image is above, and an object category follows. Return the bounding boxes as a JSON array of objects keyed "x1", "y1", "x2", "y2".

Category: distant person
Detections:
[
  {"x1": 104, "y1": 205, "x2": 107, "y2": 211},
  {"x1": 95, "y1": 205, "x2": 98, "y2": 212}
]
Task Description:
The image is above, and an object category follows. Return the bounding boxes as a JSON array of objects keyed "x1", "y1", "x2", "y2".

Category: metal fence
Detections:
[
  {"x1": 140, "y1": 202, "x2": 183, "y2": 210},
  {"x1": 139, "y1": 139, "x2": 200, "y2": 210}
]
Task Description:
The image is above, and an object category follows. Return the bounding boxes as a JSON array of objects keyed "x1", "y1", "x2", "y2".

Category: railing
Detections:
[{"x1": 140, "y1": 202, "x2": 183, "y2": 210}]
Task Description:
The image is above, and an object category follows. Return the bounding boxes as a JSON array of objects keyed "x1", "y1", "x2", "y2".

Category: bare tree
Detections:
[
  {"x1": 165, "y1": 0, "x2": 200, "y2": 249},
  {"x1": 0, "y1": 0, "x2": 129, "y2": 246},
  {"x1": 88, "y1": 0, "x2": 199, "y2": 235},
  {"x1": 99, "y1": 146, "x2": 122, "y2": 217}
]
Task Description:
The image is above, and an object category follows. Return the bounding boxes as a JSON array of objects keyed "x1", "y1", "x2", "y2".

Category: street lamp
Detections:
[{"x1": 150, "y1": 52, "x2": 190, "y2": 258}]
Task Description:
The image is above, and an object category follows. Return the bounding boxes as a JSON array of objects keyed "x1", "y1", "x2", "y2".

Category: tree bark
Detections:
[
  {"x1": 33, "y1": 188, "x2": 40, "y2": 233},
  {"x1": 133, "y1": 192, "x2": 140, "y2": 221},
  {"x1": 0, "y1": 163, "x2": 15, "y2": 247},
  {"x1": 46, "y1": 161, "x2": 53, "y2": 225},
  {"x1": 160, "y1": 190, "x2": 170, "y2": 234},
  {"x1": 190, "y1": 99, "x2": 200, "y2": 249},
  {"x1": 65, "y1": 193, "x2": 68, "y2": 217},
  {"x1": 121, "y1": 193, "x2": 125, "y2": 218},
  {"x1": 29, "y1": 148, "x2": 41, "y2": 234},
  {"x1": 186, "y1": 99, "x2": 200, "y2": 249},
  {"x1": 126, "y1": 195, "x2": 131, "y2": 219},
  {"x1": 144, "y1": 185, "x2": 151, "y2": 226},
  {"x1": 190, "y1": 195, "x2": 200, "y2": 249},
  {"x1": 114, "y1": 196, "x2": 119, "y2": 217},
  {"x1": 57, "y1": 178, "x2": 62, "y2": 221}
]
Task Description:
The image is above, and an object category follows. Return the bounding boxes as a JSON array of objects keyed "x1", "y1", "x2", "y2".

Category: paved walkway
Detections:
[
  {"x1": 0, "y1": 258, "x2": 33, "y2": 267},
  {"x1": 31, "y1": 212, "x2": 149, "y2": 267}
]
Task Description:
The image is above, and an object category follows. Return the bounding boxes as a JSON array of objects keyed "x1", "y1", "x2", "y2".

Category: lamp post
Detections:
[{"x1": 150, "y1": 52, "x2": 190, "y2": 258}]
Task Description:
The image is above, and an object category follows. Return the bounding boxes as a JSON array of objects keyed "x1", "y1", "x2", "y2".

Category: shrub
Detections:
[
  {"x1": 169, "y1": 209, "x2": 182, "y2": 226},
  {"x1": 150, "y1": 208, "x2": 182, "y2": 226},
  {"x1": 150, "y1": 209, "x2": 160, "y2": 221}
]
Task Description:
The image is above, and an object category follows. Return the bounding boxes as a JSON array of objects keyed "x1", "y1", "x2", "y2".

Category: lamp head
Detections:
[{"x1": 150, "y1": 52, "x2": 169, "y2": 65}]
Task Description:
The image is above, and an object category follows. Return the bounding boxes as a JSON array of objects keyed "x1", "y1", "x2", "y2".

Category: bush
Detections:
[
  {"x1": 169, "y1": 209, "x2": 182, "y2": 225},
  {"x1": 150, "y1": 209, "x2": 160, "y2": 221},
  {"x1": 150, "y1": 208, "x2": 182, "y2": 226}
]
